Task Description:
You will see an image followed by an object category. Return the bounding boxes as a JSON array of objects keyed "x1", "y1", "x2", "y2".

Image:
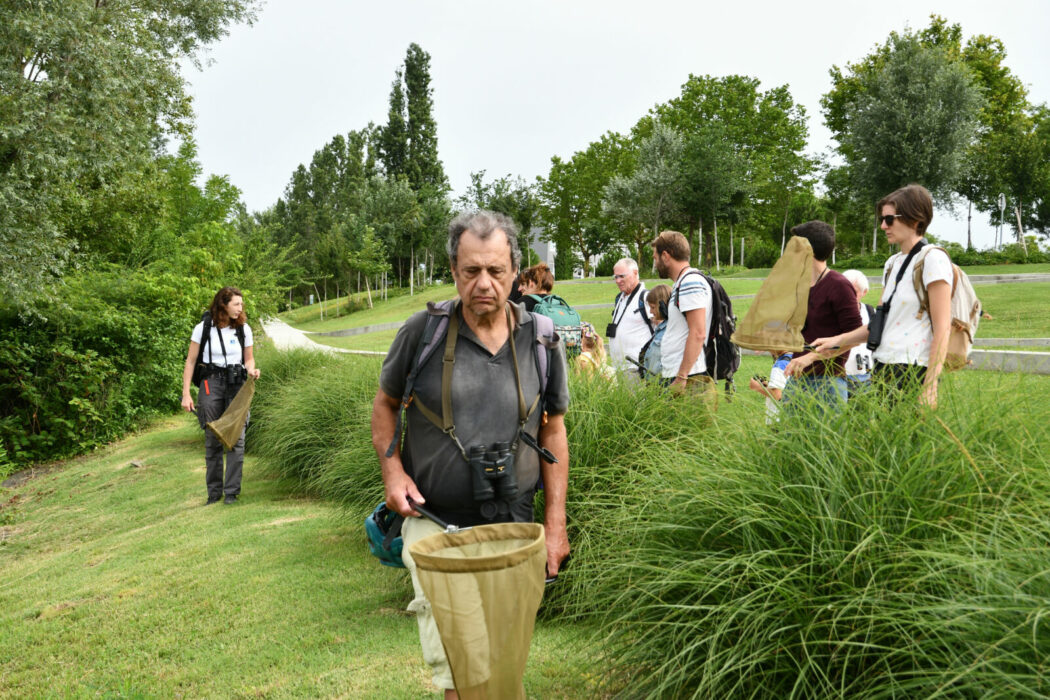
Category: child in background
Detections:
[
  {"x1": 576, "y1": 322, "x2": 617, "y2": 380},
  {"x1": 749, "y1": 351, "x2": 793, "y2": 424},
  {"x1": 638, "y1": 284, "x2": 671, "y2": 381}
]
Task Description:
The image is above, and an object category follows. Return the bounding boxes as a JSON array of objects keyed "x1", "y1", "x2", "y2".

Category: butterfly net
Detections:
[{"x1": 408, "y1": 522, "x2": 546, "y2": 700}]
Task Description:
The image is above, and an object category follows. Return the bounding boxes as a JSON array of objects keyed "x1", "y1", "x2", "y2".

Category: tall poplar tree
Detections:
[
  {"x1": 379, "y1": 69, "x2": 409, "y2": 178},
  {"x1": 403, "y1": 43, "x2": 447, "y2": 192}
]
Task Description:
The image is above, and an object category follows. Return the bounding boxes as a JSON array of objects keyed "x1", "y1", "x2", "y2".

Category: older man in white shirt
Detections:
[{"x1": 607, "y1": 257, "x2": 653, "y2": 378}]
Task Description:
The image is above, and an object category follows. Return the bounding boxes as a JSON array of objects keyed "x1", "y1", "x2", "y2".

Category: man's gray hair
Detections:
[
  {"x1": 841, "y1": 268, "x2": 870, "y2": 295},
  {"x1": 615, "y1": 257, "x2": 639, "y2": 273},
  {"x1": 447, "y1": 210, "x2": 522, "y2": 270}
]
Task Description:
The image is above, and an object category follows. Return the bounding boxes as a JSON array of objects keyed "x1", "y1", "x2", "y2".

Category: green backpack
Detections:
[{"x1": 528, "y1": 294, "x2": 582, "y2": 358}]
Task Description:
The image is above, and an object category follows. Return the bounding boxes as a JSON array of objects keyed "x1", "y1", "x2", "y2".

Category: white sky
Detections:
[{"x1": 183, "y1": 0, "x2": 1050, "y2": 250}]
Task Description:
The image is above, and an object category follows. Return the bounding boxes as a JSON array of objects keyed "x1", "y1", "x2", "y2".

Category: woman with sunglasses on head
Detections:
[{"x1": 810, "y1": 184, "x2": 953, "y2": 407}]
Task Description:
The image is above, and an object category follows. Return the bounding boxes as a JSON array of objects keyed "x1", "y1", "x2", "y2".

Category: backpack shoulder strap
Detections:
[
  {"x1": 384, "y1": 300, "x2": 455, "y2": 458},
  {"x1": 673, "y1": 269, "x2": 703, "y2": 309},
  {"x1": 637, "y1": 288, "x2": 654, "y2": 334},
  {"x1": 530, "y1": 311, "x2": 555, "y2": 400},
  {"x1": 199, "y1": 312, "x2": 213, "y2": 364},
  {"x1": 912, "y1": 245, "x2": 949, "y2": 317},
  {"x1": 235, "y1": 323, "x2": 246, "y2": 355}
]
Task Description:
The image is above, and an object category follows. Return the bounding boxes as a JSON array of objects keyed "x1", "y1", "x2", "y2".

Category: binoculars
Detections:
[
  {"x1": 225, "y1": 364, "x2": 248, "y2": 385},
  {"x1": 468, "y1": 441, "x2": 518, "y2": 516}
]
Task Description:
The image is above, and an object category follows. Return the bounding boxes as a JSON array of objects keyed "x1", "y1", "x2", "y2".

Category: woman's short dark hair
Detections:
[
  {"x1": 519, "y1": 263, "x2": 554, "y2": 293},
  {"x1": 447, "y1": 210, "x2": 522, "y2": 271},
  {"x1": 790, "y1": 220, "x2": 836, "y2": 262},
  {"x1": 209, "y1": 286, "x2": 246, "y2": 327},
  {"x1": 877, "y1": 184, "x2": 933, "y2": 236}
]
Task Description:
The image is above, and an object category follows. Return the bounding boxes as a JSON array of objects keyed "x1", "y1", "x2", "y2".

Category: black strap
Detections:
[
  {"x1": 199, "y1": 314, "x2": 212, "y2": 364},
  {"x1": 883, "y1": 240, "x2": 926, "y2": 309},
  {"x1": 673, "y1": 268, "x2": 704, "y2": 309},
  {"x1": 612, "y1": 284, "x2": 641, "y2": 326}
]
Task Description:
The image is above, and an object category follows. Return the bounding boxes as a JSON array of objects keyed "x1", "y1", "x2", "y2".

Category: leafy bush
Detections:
[{"x1": 0, "y1": 268, "x2": 211, "y2": 463}]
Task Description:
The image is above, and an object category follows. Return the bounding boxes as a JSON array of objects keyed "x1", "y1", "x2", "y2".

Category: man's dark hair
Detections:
[
  {"x1": 877, "y1": 184, "x2": 933, "y2": 236},
  {"x1": 649, "y1": 230, "x2": 690, "y2": 262},
  {"x1": 447, "y1": 210, "x2": 522, "y2": 270},
  {"x1": 790, "y1": 220, "x2": 836, "y2": 262}
]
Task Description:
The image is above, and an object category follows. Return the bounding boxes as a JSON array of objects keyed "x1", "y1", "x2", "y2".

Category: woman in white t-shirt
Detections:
[
  {"x1": 180, "y1": 286, "x2": 261, "y2": 505},
  {"x1": 811, "y1": 184, "x2": 952, "y2": 407}
]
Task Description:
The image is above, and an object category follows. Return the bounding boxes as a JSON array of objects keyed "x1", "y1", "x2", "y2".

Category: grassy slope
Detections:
[{"x1": 0, "y1": 416, "x2": 595, "y2": 698}]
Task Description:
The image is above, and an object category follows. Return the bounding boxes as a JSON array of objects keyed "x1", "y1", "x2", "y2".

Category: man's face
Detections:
[
  {"x1": 652, "y1": 248, "x2": 670, "y2": 279},
  {"x1": 452, "y1": 229, "x2": 515, "y2": 321},
  {"x1": 613, "y1": 262, "x2": 638, "y2": 294}
]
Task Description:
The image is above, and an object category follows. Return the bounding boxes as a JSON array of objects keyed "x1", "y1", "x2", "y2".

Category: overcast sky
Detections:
[{"x1": 183, "y1": 0, "x2": 1050, "y2": 250}]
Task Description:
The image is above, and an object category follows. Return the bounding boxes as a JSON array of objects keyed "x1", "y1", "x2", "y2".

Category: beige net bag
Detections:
[
  {"x1": 204, "y1": 376, "x2": 255, "y2": 450},
  {"x1": 408, "y1": 522, "x2": 546, "y2": 700},
  {"x1": 731, "y1": 235, "x2": 813, "y2": 353}
]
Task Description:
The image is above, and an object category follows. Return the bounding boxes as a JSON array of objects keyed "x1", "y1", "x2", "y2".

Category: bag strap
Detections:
[
  {"x1": 638, "y1": 288, "x2": 654, "y2": 334},
  {"x1": 612, "y1": 284, "x2": 641, "y2": 326},
  {"x1": 199, "y1": 313, "x2": 213, "y2": 365},
  {"x1": 912, "y1": 245, "x2": 956, "y2": 318},
  {"x1": 384, "y1": 301, "x2": 454, "y2": 458},
  {"x1": 882, "y1": 240, "x2": 926, "y2": 310}
]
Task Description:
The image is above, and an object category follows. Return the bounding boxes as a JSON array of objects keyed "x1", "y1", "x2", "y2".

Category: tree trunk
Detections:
[
  {"x1": 781, "y1": 205, "x2": 789, "y2": 255},
  {"x1": 966, "y1": 200, "x2": 973, "y2": 251},
  {"x1": 335, "y1": 281, "x2": 340, "y2": 316},
  {"x1": 729, "y1": 221, "x2": 734, "y2": 267},
  {"x1": 740, "y1": 237, "x2": 745, "y2": 268},
  {"x1": 364, "y1": 274, "x2": 373, "y2": 309},
  {"x1": 312, "y1": 282, "x2": 323, "y2": 321},
  {"x1": 872, "y1": 205, "x2": 879, "y2": 254},
  {"x1": 1015, "y1": 203, "x2": 1028, "y2": 255},
  {"x1": 713, "y1": 215, "x2": 720, "y2": 271},
  {"x1": 696, "y1": 217, "x2": 703, "y2": 269},
  {"x1": 409, "y1": 247, "x2": 414, "y2": 296},
  {"x1": 831, "y1": 211, "x2": 837, "y2": 265}
]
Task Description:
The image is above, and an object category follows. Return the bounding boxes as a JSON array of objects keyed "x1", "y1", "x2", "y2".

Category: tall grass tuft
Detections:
[
  {"x1": 573, "y1": 373, "x2": 1050, "y2": 698},
  {"x1": 249, "y1": 346, "x2": 386, "y2": 508}
]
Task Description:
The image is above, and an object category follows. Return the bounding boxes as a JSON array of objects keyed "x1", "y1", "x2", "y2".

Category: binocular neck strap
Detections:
[{"x1": 215, "y1": 325, "x2": 228, "y2": 365}]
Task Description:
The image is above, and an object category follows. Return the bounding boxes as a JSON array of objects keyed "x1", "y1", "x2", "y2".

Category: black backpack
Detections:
[
  {"x1": 190, "y1": 311, "x2": 246, "y2": 386},
  {"x1": 673, "y1": 269, "x2": 740, "y2": 392}
]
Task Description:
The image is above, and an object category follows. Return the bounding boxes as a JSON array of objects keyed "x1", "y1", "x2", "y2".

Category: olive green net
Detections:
[
  {"x1": 408, "y1": 523, "x2": 546, "y2": 700},
  {"x1": 204, "y1": 376, "x2": 255, "y2": 450},
  {"x1": 731, "y1": 235, "x2": 813, "y2": 353}
]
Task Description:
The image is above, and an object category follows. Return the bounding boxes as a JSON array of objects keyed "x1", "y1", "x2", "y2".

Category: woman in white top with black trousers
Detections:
[
  {"x1": 811, "y1": 184, "x2": 952, "y2": 408},
  {"x1": 181, "y1": 286, "x2": 261, "y2": 504}
]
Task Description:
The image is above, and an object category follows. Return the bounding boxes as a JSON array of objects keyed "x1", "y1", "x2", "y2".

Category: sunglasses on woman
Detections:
[{"x1": 880, "y1": 214, "x2": 907, "y2": 227}]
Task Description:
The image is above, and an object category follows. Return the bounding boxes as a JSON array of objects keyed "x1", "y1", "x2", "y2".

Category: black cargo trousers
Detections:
[{"x1": 197, "y1": 373, "x2": 246, "y2": 499}]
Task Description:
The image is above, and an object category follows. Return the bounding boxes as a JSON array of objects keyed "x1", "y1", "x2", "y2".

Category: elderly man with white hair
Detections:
[
  {"x1": 841, "y1": 269, "x2": 875, "y2": 395},
  {"x1": 607, "y1": 257, "x2": 654, "y2": 378}
]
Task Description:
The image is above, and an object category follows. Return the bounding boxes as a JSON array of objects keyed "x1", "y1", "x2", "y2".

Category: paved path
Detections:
[{"x1": 261, "y1": 317, "x2": 385, "y2": 356}]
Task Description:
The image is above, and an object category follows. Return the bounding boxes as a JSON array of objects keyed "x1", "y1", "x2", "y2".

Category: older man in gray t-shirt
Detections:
[{"x1": 371, "y1": 210, "x2": 570, "y2": 698}]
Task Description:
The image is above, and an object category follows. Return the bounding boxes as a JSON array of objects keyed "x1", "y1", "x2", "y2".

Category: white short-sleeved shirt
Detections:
[
  {"x1": 661, "y1": 269, "x2": 713, "y2": 378},
  {"x1": 845, "y1": 304, "x2": 873, "y2": 376},
  {"x1": 873, "y1": 246, "x2": 953, "y2": 366},
  {"x1": 608, "y1": 282, "x2": 653, "y2": 370},
  {"x1": 191, "y1": 321, "x2": 254, "y2": 367}
]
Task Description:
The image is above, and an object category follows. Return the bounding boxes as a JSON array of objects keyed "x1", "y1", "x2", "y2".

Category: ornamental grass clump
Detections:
[
  {"x1": 249, "y1": 351, "x2": 385, "y2": 507},
  {"x1": 576, "y1": 373, "x2": 1050, "y2": 698}
]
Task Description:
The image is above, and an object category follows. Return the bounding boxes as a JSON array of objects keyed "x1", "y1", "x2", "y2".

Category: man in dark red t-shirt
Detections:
[{"x1": 784, "y1": 220, "x2": 863, "y2": 411}]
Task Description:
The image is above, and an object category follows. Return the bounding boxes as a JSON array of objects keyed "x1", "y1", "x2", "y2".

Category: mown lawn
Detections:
[{"x1": 0, "y1": 416, "x2": 597, "y2": 698}]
